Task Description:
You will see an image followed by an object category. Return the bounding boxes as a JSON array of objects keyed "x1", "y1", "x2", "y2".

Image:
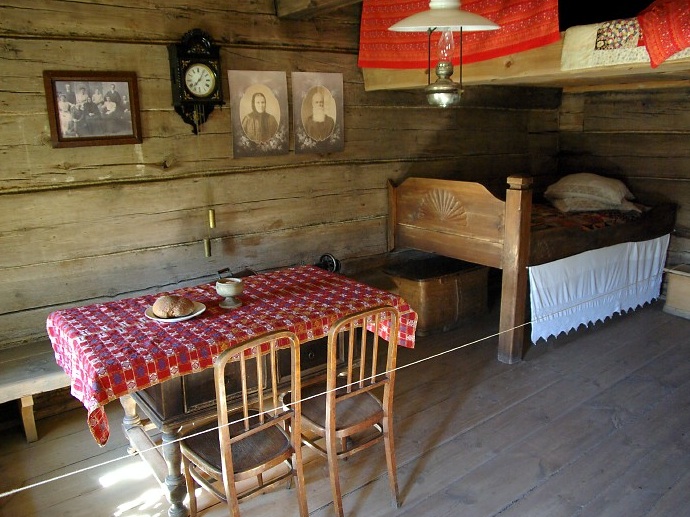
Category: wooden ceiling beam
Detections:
[
  {"x1": 275, "y1": 0, "x2": 362, "y2": 19},
  {"x1": 362, "y1": 39, "x2": 690, "y2": 92}
]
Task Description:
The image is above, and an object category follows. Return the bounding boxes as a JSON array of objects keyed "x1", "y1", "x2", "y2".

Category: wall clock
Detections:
[{"x1": 168, "y1": 28, "x2": 224, "y2": 134}]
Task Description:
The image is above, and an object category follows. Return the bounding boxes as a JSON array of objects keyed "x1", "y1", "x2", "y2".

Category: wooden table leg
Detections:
[
  {"x1": 162, "y1": 430, "x2": 188, "y2": 517},
  {"x1": 120, "y1": 395, "x2": 189, "y2": 517},
  {"x1": 120, "y1": 394, "x2": 141, "y2": 455}
]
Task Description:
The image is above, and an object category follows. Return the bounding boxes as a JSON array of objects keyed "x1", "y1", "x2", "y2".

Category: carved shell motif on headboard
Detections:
[{"x1": 414, "y1": 188, "x2": 467, "y2": 225}]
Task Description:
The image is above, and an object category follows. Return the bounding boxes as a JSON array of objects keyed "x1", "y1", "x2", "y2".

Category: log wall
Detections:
[
  {"x1": 0, "y1": 1, "x2": 559, "y2": 347},
  {"x1": 559, "y1": 89, "x2": 690, "y2": 266},
  {"x1": 3, "y1": 2, "x2": 688, "y2": 350}
]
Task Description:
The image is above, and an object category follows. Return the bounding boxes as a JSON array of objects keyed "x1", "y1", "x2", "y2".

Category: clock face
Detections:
[{"x1": 184, "y1": 63, "x2": 216, "y2": 98}]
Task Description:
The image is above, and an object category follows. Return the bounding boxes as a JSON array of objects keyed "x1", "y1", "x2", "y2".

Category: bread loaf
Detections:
[{"x1": 152, "y1": 295, "x2": 195, "y2": 318}]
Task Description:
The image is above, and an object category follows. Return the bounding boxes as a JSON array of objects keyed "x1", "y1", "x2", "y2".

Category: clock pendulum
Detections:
[
  {"x1": 169, "y1": 29, "x2": 225, "y2": 255},
  {"x1": 191, "y1": 126, "x2": 216, "y2": 258}
]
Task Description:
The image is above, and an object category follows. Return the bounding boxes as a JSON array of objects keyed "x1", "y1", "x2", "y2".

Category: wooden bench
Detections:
[{"x1": 0, "y1": 340, "x2": 71, "y2": 442}]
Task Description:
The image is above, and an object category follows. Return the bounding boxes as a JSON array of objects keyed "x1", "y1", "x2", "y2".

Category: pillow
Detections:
[
  {"x1": 544, "y1": 173, "x2": 635, "y2": 205},
  {"x1": 638, "y1": 0, "x2": 690, "y2": 68},
  {"x1": 550, "y1": 197, "x2": 641, "y2": 213}
]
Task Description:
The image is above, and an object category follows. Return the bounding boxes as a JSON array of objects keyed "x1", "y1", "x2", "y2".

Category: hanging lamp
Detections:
[{"x1": 388, "y1": 0, "x2": 499, "y2": 107}]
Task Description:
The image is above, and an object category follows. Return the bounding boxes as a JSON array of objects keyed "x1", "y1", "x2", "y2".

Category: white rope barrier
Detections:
[{"x1": 0, "y1": 273, "x2": 662, "y2": 500}]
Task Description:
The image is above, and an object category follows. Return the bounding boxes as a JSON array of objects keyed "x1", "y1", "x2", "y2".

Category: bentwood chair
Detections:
[
  {"x1": 286, "y1": 305, "x2": 401, "y2": 517},
  {"x1": 180, "y1": 330, "x2": 308, "y2": 517}
]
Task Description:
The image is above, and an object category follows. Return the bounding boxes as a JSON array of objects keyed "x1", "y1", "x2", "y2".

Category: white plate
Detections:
[{"x1": 145, "y1": 302, "x2": 206, "y2": 323}]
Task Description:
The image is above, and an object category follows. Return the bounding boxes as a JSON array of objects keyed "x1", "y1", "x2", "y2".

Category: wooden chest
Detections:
[
  {"x1": 664, "y1": 264, "x2": 690, "y2": 319},
  {"x1": 384, "y1": 255, "x2": 488, "y2": 336}
]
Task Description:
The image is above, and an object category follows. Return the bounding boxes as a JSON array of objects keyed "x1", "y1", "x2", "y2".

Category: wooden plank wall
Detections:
[
  {"x1": 0, "y1": 1, "x2": 560, "y2": 348},
  {"x1": 559, "y1": 89, "x2": 690, "y2": 266}
]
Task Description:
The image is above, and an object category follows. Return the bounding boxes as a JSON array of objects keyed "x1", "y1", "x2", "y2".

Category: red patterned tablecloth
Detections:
[{"x1": 47, "y1": 266, "x2": 418, "y2": 445}]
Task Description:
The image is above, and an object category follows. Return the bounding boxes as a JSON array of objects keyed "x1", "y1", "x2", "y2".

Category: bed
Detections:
[{"x1": 387, "y1": 175, "x2": 676, "y2": 363}]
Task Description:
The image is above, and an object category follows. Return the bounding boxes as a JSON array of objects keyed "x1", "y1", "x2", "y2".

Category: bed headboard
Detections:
[
  {"x1": 387, "y1": 176, "x2": 532, "y2": 269},
  {"x1": 388, "y1": 175, "x2": 534, "y2": 364}
]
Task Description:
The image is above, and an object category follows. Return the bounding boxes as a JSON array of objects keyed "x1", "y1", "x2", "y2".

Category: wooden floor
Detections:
[{"x1": 2, "y1": 300, "x2": 690, "y2": 517}]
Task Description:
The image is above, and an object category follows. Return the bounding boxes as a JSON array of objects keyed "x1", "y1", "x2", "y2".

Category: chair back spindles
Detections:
[
  {"x1": 297, "y1": 305, "x2": 402, "y2": 517},
  {"x1": 181, "y1": 330, "x2": 308, "y2": 517}
]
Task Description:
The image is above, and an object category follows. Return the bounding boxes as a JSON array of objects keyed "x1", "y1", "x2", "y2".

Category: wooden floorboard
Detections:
[{"x1": 1, "y1": 301, "x2": 689, "y2": 517}]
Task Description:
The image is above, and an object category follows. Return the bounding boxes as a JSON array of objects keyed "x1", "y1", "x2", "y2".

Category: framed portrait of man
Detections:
[
  {"x1": 292, "y1": 72, "x2": 344, "y2": 154},
  {"x1": 228, "y1": 70, "x2": 289, "y2": 157}
]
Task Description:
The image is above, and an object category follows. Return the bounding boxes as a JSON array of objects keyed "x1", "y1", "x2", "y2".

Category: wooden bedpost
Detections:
[{"x1": 498, "y1": 175, "x2": 533, "y2": 364}]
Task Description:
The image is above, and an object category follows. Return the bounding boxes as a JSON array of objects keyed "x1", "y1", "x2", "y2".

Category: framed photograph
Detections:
[
  {"x1": 228, "y1": 70, "x2": 289, "y2": 157},
  {"x1": 43, "y1": 71, "x2": 142, "y2": 148},
  {"x1": 292, "y1": 72, "x2": 344, "y2": 154}
]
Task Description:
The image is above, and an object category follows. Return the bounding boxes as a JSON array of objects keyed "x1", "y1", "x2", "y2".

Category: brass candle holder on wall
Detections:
[{"x1": 204, "y1": 208, "x2": 215, "y2": 257}]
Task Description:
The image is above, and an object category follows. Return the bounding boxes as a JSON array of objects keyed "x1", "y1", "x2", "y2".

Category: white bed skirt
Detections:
[{"x1": 528, "y1": 234, "x2": 670, "y2": 343}]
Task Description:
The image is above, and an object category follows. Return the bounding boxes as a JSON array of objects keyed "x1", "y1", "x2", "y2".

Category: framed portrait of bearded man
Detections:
[
  {"x1": 228, "y1": 70, "x2": 288, "y2": 157},
  {"x1": 292, "y1": 72, "x2": 344, "y2": 154}
]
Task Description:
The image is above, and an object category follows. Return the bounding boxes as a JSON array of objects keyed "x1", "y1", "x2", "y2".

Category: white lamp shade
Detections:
[{"x1": 388, "y1": 0, "x2": 499, "y2": 32}]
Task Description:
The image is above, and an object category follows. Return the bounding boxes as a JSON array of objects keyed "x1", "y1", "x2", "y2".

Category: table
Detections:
[{"x1": 47, "y1": 265, "x2": 417, "y2": 516}]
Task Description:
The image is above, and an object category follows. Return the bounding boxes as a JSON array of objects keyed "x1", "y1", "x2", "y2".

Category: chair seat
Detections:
[
  {"x1": 297, "y1": 382, "x2": 383, "y2": 434},
  {"x1": 182, "y1": 411, "x2": 292, "y2": 475}
]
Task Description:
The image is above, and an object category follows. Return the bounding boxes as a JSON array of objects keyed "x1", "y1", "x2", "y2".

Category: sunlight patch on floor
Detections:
[
  {"x1": 100, "y1": 462, "x2": 157, "y2": 488},
  {"x1": 95, "y1": 462, "x2": 167, "y2": 516},
  {"x1": 113, "y1": 487, "x2": 167, "y2": 517}
]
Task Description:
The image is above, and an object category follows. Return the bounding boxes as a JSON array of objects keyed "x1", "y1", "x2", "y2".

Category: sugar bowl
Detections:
[{"x1": 215, "y1": 277, "x2": 244, "y2": 309}]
